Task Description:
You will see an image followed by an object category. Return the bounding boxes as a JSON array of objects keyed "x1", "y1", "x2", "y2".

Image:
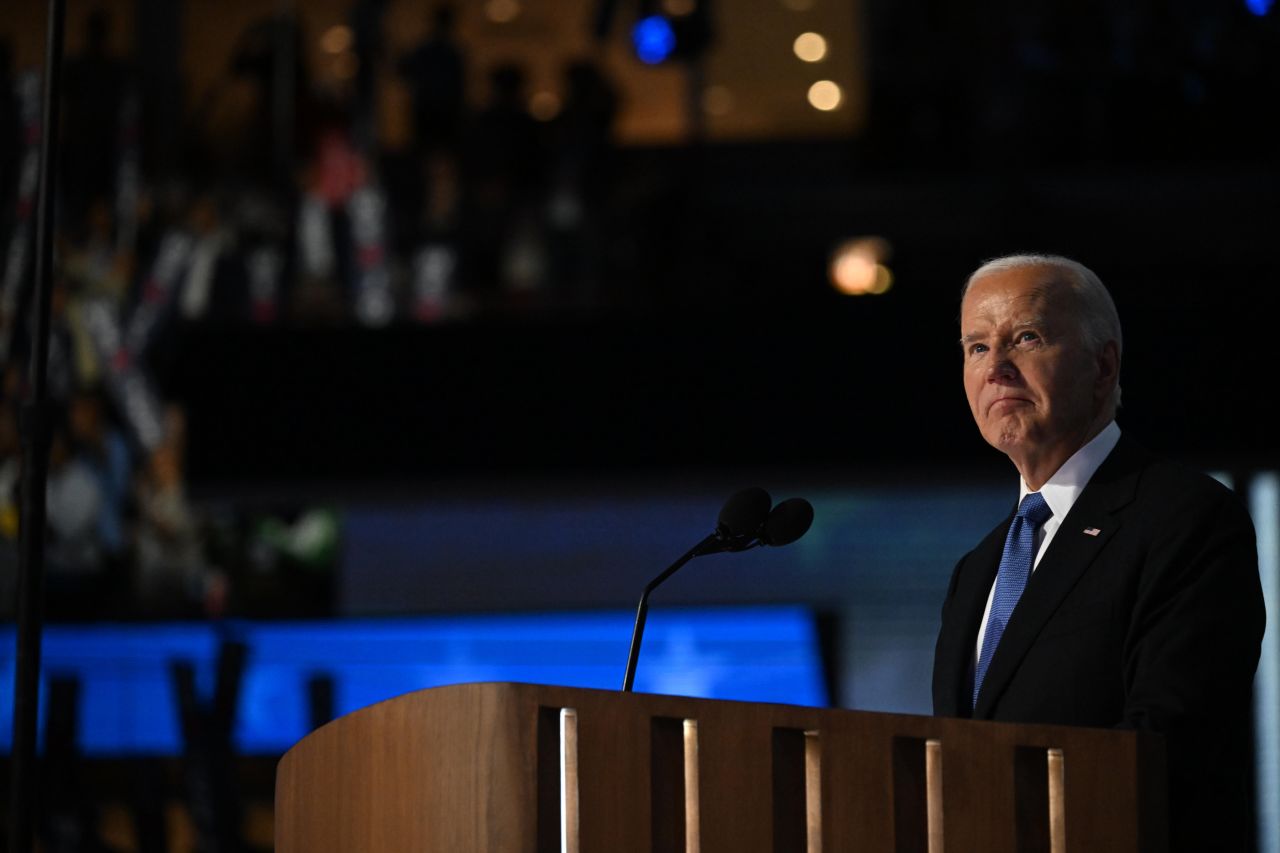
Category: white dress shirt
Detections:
[{"x1": 973, "y1": 420, "x2": 1122, "y2": 662}]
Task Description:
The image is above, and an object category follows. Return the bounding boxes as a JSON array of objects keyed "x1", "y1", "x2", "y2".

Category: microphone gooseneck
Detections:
[{"x1": 621, "y1": 489, "x2": 816, "y2": 692}]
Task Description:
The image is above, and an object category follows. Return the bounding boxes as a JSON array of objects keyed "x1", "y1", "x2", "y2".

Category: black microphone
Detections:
[
  {"x1": 621, "y1": 488, "x2": 815, "y2": 692},
  {"x1": 761, "y1": 497, "x2": 815, "y2": 546},
  {"x1": 704, "y1": 485, "x2": 772, "y2": 554}
]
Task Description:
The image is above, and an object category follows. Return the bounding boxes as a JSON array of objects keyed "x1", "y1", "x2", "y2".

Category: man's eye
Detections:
[
  {"x1": 968, "y1": 343, "x2": 988, "y2": 356},
  {"x1": 1016, "y1": 331, "x2": 1040, "y2": 344}
]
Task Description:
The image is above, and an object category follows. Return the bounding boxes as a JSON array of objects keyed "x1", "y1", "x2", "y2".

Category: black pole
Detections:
[
  {"x1": 9, "y1": 1, "x2": 65, "y2": 851},
  {"x1": 620, "y1": 533, "x2": 716, "y2": 692}
]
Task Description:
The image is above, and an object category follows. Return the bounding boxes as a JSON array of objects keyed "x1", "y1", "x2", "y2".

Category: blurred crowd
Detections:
[
  {"x1": 1, "y1": 5, "x2": 622, "y2": 339},
  {"x1": 0, "y1": 3, "x2": 622, "y2": 621}
]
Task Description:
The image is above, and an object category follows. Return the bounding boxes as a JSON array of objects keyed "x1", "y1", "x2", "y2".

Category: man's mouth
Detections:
[{"x1": 989, "y1": 396, "x2": 1031, "y2": 412}]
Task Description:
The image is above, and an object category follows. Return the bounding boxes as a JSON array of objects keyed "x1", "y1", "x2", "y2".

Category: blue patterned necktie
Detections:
[{"x1": 973, "y1": 491, "x2": 1054, "y2": 708}]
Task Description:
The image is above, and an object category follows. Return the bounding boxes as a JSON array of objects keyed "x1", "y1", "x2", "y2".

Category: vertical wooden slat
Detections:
[
  {"x1": 696, "y1": 712, "x2": 773, "y2": 853},
  {"x1": 573, "y1": 690, "x2": 650, "y2": 851},
  {"x1": 940, "y1": 725, "x2": 1018, "y2": 853},
  {"x1": 561, "y1": 708, "x2": 580, "y2": 853},
  {"x1": 925, "y1": 739, "x2": 944, "y2": 853},
  {"x1": 804, "y1": 730, "x2": 822, "y2": 853},
  {"x1": 685, "y1": 719, "x2": 701, "y2": 853},
  {"x1": 820, "y1": 721, "x2": 895, "y2": 853},
  {"x1": 1047, "y1": 749, "x2": 1065, "y2": 853},
  {"x1": 1059, "y1": 731, "x2": 1150, "y2": 852}
]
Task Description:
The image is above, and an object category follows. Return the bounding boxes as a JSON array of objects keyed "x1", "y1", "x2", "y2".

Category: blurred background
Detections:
[{"x1": 0, "y1": 0, "x2": 1278, "y2": 849}]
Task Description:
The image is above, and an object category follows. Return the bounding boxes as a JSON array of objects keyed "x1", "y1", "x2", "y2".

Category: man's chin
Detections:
[{"x1": 982, "y1": 424, "x2": 1032, "y2": 454}]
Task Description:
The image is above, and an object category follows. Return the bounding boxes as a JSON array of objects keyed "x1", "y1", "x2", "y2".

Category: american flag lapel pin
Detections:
[{"x1": 1083, "y1": 527, "x2": 1101, "y2": 537}]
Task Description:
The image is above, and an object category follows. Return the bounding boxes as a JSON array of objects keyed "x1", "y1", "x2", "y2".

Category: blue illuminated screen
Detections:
[{"x1": 0, "y1": 606, "x2": 827, "y2": 756}]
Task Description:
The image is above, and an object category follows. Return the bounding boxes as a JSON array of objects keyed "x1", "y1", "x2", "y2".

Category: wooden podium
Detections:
[{"x1": 275, "y1": 682, "x2": 1166, "y2": 852}]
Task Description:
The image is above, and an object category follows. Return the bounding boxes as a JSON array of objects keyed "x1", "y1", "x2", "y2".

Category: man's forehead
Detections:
[
  {"x1": 962, "y1": 293, "x2": 1047, "y2": 322},
  {"x1": 960, "y1": 272, "x2": 1061, "y2": 328}
]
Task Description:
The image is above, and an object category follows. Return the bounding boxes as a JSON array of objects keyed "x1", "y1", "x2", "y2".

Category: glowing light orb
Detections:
[
  {"x1": 808, "y1": 80, "x2": 842, "y2": 111},
  {"x1": 793, "y1": 32, "x2": 828, "y2": 63}
]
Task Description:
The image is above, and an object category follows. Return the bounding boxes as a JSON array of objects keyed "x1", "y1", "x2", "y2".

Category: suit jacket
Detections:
[{"x1": 933, "y1": 436, "x2": 1265, "y2": 851}]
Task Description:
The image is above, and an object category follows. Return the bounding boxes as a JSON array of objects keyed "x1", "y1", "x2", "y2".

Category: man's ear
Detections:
[{"x1": 1096, "y1": 340, "x2": 1120, "y2": 398}]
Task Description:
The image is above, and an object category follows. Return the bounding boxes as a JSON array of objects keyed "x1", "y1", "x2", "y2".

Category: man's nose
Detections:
[{"x1": 987, "y1": 355, "x2": 1018, "y2": 382}]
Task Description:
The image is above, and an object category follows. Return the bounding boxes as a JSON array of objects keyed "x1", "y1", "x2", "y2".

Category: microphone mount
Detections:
[{"x1": 620, "y1": 488, "x2": 814, "y2": 692}]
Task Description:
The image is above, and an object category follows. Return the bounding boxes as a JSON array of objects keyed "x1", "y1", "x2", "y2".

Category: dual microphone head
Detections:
[{"x1": 709, "y1": 486, "x2": 815, "y2": 554}]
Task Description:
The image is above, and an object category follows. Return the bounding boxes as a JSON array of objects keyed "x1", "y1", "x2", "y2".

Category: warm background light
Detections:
[
  {"x1": 484, "y1": 0, "x2": 522, "y2": 24},
  {"x1": 807, "y1": 80, "x2": 842, "y2": 111},
  {"x1": 702, "y1": 84, "x2": 735, "y2": 117},
  {"x1": 319, "y1": 25, "x2": 353, "y2": 55},
  {"x1": 530, "y1": 91, "x2": 562, "y2": 121},
  {"x1": 331, "y1": 52, "x2": 359, "y2": 81},
  {"x1": 830, "y1": 238, "x2": 893, "y2": 296},
  {"x1": 793, "y1": 32, "x2": 828, "y2": 63}
]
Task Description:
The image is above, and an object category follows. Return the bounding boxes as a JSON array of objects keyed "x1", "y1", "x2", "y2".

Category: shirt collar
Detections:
[{"x1": 1019, "y1": 420, "x2": 1121, "y2": 522}]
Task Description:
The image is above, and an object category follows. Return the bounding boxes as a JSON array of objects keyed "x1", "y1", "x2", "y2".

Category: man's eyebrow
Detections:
[{"x1": 958, "y1": 315, "x2": 1048, "y2": 347}]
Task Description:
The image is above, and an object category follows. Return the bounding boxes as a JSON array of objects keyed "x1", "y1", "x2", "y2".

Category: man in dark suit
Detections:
[{"x1": 932, "y1": 254, "x2": 1265, "y2": 851}]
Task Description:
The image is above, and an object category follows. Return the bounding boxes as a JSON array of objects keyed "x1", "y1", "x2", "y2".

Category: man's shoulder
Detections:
[{"x1": 1102, "y1": 435, "x2": 1249, "y2": 523}]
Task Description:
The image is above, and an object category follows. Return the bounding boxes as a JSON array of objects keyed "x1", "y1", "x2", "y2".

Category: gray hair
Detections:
[{"x1": 963, "y1": 253, "x2": 1123, "y2": 409}]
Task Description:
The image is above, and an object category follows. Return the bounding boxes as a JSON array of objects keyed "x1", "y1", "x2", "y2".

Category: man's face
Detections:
[{"x1": 960, "y1": 266, "x2": 1111, "y2": 464}]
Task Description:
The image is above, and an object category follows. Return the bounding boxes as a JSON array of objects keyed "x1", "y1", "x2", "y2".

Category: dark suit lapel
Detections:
[
  {"x1": 972, "y1": 437, "x2": 1146, "y2": 718},
  {"x1": 935, "y1": 518, "x2": 1010, "y2": 716}
]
